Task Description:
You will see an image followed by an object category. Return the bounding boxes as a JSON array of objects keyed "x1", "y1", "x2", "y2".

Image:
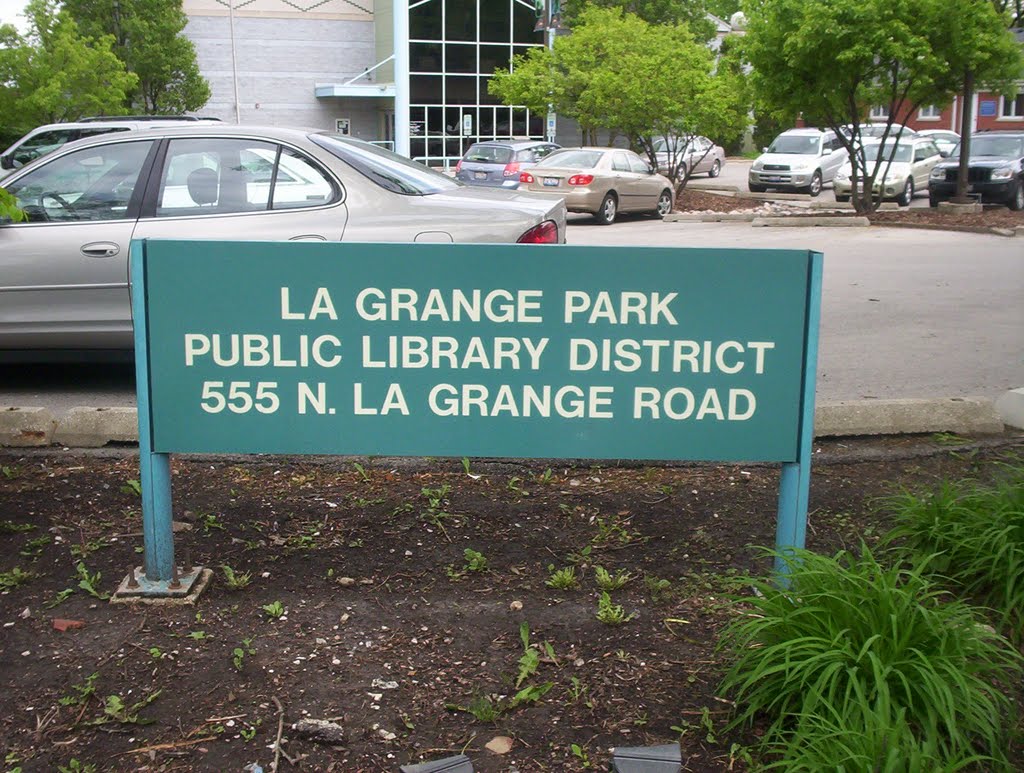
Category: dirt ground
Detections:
[
  {"x1": 675, "y1": 187, "x2": 1024, "y2": 229},
  {"x1": 1, "y1": 436, "x2": 1022, "y2": 772}
]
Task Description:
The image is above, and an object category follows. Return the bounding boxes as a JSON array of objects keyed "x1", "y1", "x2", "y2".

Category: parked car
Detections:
[
  {"x1": 0, "y1": 116, "x2": 219, "y2": 179},
  {"x1": 516, "y1": 147, "x2": 674, "y2": 225},
  {"x1": 855, "y1": 122, "x2": 917, "y2": 140},
  {"x1": 916, "y1": 129, "x2": 960, "y2": 157},
  {"x1": 454, "y1": 140, "x2": 560, "y2": 189},
  {"x1": 928, "y1": 131, "x2": 1024, "y2": 210},
  {"x1": 748, "y1": 128, "x2": 848, "y2": 196},
  {"x1": 0, "y1": 126, "x2": 566, "y2": 354},
  {"x1": 652, "y1": 135, "x2": 725, "y2": 179},
  {"x1": 833, "y1": 136, "x2": 942, "y2": 206}
]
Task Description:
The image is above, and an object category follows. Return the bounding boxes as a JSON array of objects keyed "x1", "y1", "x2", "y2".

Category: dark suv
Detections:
[{"x1": 927, "y1": 131, "x2": 1024, "y2": 210}]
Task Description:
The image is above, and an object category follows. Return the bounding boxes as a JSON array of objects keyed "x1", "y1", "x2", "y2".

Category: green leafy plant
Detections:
[
  {"x1": 148, "y1": 646, "x2": 166, "y2": 661},
  {"x1": 882, "y1": 465, "x2": 1024, "y2": 638},
  {"x1": 567, "y1": 676, "x2": 589, "y2": 705},
  {"x1": 57, "y1": 760, "x2": 96, "y2": 773},
  {"x1": 198, "y1": 511, "x2": 225, "y2": 533},
  {"x1": 537, "y1": 467, "x2": 555, "y2": 484},
  {"x1": 187, "y1": 630, "x2": 207, "y2": 640},
  {"x1": 44, "y1": 588, "x2": 75, "y2": 608},
  {"x1": 70, "y1": 538, "x2": 108, "y2": 560},
  {"x1": 221, "y1": 564, "x2": 252, "y2": 590},
  {"x1": 353, "y1": 461, "x2": 370, "y2": 481},
  {"x1": 421, "y1": 484, "x2": 454, "y2": 530},
  {"x1": 591, "y1": 515, "x2": 638, "y2": 546},
  {"x1": 593, "y1": 565, "x2": 633, "y2": 591},
  {"x1": 570, "y1": 743, "x2": 592, "y2": 768},
  {"x1": 0, "y1": 567, "x2": 37, "y2": 591},
  {"x1": 463, "y1": 548, "x2": 488, "y2": 573},
  {"x1": 261, "y1": 601, "x2": 284, "y2": 619},
  {"x1": 232, "y1": 638, "x2": 255, "y2": 670},
  {"x1": 91, "y1": 691, "x2": 161, "y2": 725},
  {"x1": 507, "y1": 475, "x2": 525, "y2": 494},
  {"x1": 644, "y1": 574, "x2": 673, "y2": 602},
  {"x1": 0, "y1": 521, "x2": 35, "y2": 534},
  {"x1": 461, "y1": 456, "x2": 472, "y2": 474},
  {"x1": 240, "y1": 724, "x2": 257, "y2": 742},
  {"x1": 545, "y1": 565, "x2": 579, "y2": 590},
  {"x1": 672, "y1": 705, "x2": 718, "y2": 744},
  {"x1": 75, "y1": 562, "x2": 109, "y2": 600},
  {"x1": 58, "y1": 672, "x2": 99, "y2": 707},
  {"x1": 120, "y1": 478, "x2": 142, "y2": 496},
  {"x1": 596, "y1": 591, "x2": 635, "y2": 625},
  {"x1": 1, "y1": 464, "x2": 16, "y2": 479},
  {"x1": 717, "y1": 546, "x2": 1023, "y2": 770},
  {"x1": 19, "y1": 534, "x2": 51, "y2": 559}
]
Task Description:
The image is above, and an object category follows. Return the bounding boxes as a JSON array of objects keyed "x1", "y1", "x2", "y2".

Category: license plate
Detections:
[
  {"x1": 543, "y1": 178, "x2": 559, "y2": 187},
  {"x1": 764, "y1": 176, "x2": 782, "y2": 182},
  {"x1": 474, "y1": 172, "x2": 487, "y2": 180}
]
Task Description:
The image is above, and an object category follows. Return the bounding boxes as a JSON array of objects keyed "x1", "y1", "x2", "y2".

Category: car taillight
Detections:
[
  {"x1": 503, "y1": 161, "x2": 521, "y2": 177},
  {"x1": 517, "y1": 220, "x2": 559, "y2": 244},
  {"x1": 455, "y1": 160, "x2": 462, "y2": 173},
  {"x1": 520, "y1": 172, "x2": 535, "y2": 184},
  {"x1": 568, "y1": 174, "x2": 594, "y2": 186}
]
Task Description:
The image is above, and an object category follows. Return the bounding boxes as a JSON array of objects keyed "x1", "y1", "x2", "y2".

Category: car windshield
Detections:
[
  {"x1": 462, "y1": 144, "x2": 514, "y2": 164},
  {"x1": 767, "y1": 135, "x2": 820, "y2": 155},
  {"x1": 536, "y1": 149, "x2": 603, "y2": 168},
  {"x1": 861, "y1": 125, "x2": 911, "y2": 138},
  {"x1": 311, "y1": 134, "x2": 460, "y2": 195},
  {"x1": 862, "y1": 143, "x2": 912, "y2": 163},
  {"x1": 951, "y1": 135, "x2": 1024, "y2": 158}
]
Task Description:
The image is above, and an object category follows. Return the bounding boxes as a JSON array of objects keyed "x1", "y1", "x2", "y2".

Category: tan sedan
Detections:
[{"x1": 517, "y1": 147, "x2": 674, "y2": 224}]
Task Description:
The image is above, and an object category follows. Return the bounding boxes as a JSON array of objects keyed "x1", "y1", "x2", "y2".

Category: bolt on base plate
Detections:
[{"x1": 111, "y1": 566, "x2": 212, "y2": 605}]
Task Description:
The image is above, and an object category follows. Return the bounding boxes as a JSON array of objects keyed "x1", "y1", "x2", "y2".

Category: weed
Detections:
[
  {"x1": 58, "y1": 673, "x2": 98, "y2": 707},
  {"x1": 594, "y1": 565, "x2": 633, "y2": 591},
  {"x1": 0, "y1": 567, "x2": 36, "y2": 591},
  {"x1": 0, "y1": 521, "x2": 34, "y2": 534},
  {"x1": 570, "y1": 743, "x2": 592, "y2": 768},
  {"x1": 567, "y1": 676, "x2": 589, "y2": 704},
  {"x1": 91, "y1": 691, "x2": 161, "y2": 725},
  {"x1": 507, "y1": 476, "x2": 526, "y2": 494},
  {"x1": 461, "y1": 457, "x2": 472, "y2": 474},
  {"x1": 659, "y1": 483, "x2": 675, "y2": 497},
  {"x1": 57, "y1": 760, "x2": 96, "y2": 773},
  {"x1": 537, "y1": 467, "x2": 555, "y2": 484},
  {"x1": 19, "y1": 534, "x2": 51, "y2": 559},
  {"x1": 596, "y1": 592, "x2": 635, "y2": 625},
  {"x1": 187, "y1": 630, "x2": 207, "y2": 640},
  {"x1": 221, "y1": 565, "x2": 253, "y2": 590},
  {"x1": 148, "y1": 647, "x2": 166, "y2": 661},
  {"x1": 240, "y1": 725, "x2": 257, "y2": 741},
  {"x1": 566, "y1": 545, "x2": 593, "y2": 566},
  {"x1": 70, "y1": 538, "x2": 107, "y2": 560},
  {"x1": 1, "y1": 464, "x2": 16, "y2": 479},
  {"x1": 516, "y1": 622, "x2": 540, "y2": 688},
  {"x1": 120, "y1": 479, "x2": 142, "y2": 497},
  {"x1": 718, "y1": 546, "x2": 1023, "y2": 770},
  {"x1": 463, "y1": 548, "x2": 488, "y2": 573},
  {"x1": 44, "y1": 588, "x2": 74, "y2": 608},
  {"x1": 353, "y1": 462, "x2": 370, "y2": 481},
  {"x1": 545, "y1": 565, "x2": 579, "y2": 590},
  {"x1": 232, "y1": 638, "x2": 256, "y2": 670},
  {"x1": 591, "y1": 515, "x2": 638, "y2": 546},
  {"x1": 198, "y1": 512, "x2": 225, "y2": 533},
  {"x1": 672, "y1": 706, "x2": 718, "y2": 744},
  {"x1": 931, "y1": 432, "x2": 969, "y2": 446},
  {"x1": 75, "y1": 562, "x2": 108, "y2": 600},
  {"x1": 421, "y1": 484, "x2": 454, "y2": 530},
  {"x1": 644, "y1": 574, "x2": 673, "y2": 602},
  {"x1": 449, "y1": 694, "x2": 504, "y2": 722},
  {"x1": 261, "y1": 601, "x2": 285, "y2": 620}
]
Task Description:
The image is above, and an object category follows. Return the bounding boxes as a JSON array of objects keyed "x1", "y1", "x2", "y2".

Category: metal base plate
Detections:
[{"x1": 111, "y1": 566, "x2": 212, "y2": 605}]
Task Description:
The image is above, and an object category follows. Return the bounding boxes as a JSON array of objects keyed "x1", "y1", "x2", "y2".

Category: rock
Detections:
[
  {"x1": 485, "y1": 735, "x2": 514, "y2": 754},
  {"x1": 509, "y1": 600, "x2": 523, "y2": 611},
  {"x1": 371, "y1": 678, "x2": 399, "y2": 690},
  {"x1": 52, "y1": 619, "x2": 86, "y2": 632},
  {"x1": 292, "y1": 718, "x2": 345, "y2": 744},
  {"x1": 337, "y1": 577, "x2": 356, "y2": 587}
]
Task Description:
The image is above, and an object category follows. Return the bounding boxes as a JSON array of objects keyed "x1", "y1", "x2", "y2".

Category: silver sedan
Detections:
[{"x1": 0, "y1": 126, "x2": 566, "y2": 354}]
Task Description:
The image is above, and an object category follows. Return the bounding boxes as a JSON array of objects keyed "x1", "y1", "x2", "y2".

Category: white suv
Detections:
[
  {"x1": 0, "y1": 116, "x2": 218, "y2": 179},
  {"x1": 748, "y1": 128, "x2": 848, "y2": 196}
]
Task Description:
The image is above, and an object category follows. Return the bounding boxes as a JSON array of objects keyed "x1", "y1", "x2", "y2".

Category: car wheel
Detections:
[
  {"x1": 748, "y1": 183, "x2": 767, "y2": 193},
  {"x1": 929, "y1": 195, "x2": 940, "y2": 208},
  {"x1": 806, "y1": 171, "x2": 823, "y2": 197},
  {"x1": 655, "y1": 189, "x2": 673, "y2": 217},
  {"x1": 1010, "y1": 182, "x2": 1024, "y2": 211},
  {"x1": 596, "y1": 192, "x2": 617, "y2": 225},
  {"x1": 708, "y1": 159, "x2": 721, "y2": 178},
  {"x1": 896, "y1": 178, "x2": 914, "y2": 207},
  {"x1": 835, "y1": 194, "x2": 851, "y2": 203}
]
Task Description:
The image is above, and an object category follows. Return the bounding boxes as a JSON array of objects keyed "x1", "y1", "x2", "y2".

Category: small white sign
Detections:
[
  {"x1": 335, "y1": 118, "x2": 351, "y2": 136},
  {"x1": 462, "y1": 114, "x2": 472, "y2": 136},
  {"x1": 546, "y1": 112, "x2": 556, "y2": 141}
]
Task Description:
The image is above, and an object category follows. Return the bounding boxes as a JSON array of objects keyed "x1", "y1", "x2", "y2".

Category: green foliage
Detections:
[
  {"x1": 0, "y1": 567, "x2": 37, "y2": 591},
  {"x1": 262, "y1": 601, "x2": 285, "y2": 619},
  {"x1": 57, "y1": 759, "x2": 96, "y2": 773},
  {"x1": 561, "y1": 0, "x2": 717, "y2": 39},
  {"x1": 717, "y1": 547, "x2": 1022, "y2": 770},
  {"x1": 91, "y1": 690, "x2": 161, "y2": 725},
  {"x1": 545, "y1": 564, "x2": 579, "y2": 590},
  {"x1": 0, "y1": 0, "x2": 136, "y2": 132},
  {"x1": 221, "y1": 564, "x2": 253, "y2": 591},
  {"x1": 744, "y1": 0, "x2": 1024, "y2": 212},
  {"x1": 75, "y1": 561, "x2": 108, "y2": 600},
  {"x1": 596, "y1": 591, "x2": 635, "y2": 625},
  {"x1": 232, "y1": 638, "x2": 255, "y2": 670},
  {"x1": 0, "y1": 521, "x2": 35, "y2": 534},
  {"x1": 882, "y1": 463, "x2": 1024, "y2": 639},
  {"x1": 63, "y1": 0, "x2": 210, "y2": 114},
  {"x1": 594, "y1": 565, "x2": 633, "y2": 591},
  {"x1": 120, "y1": 479, "x2": 142, "y2": 496},
  {"x1": 462, "y1": 548, "x2": 488, "y2": 573},
  {"x1": 58, "y1": 672, "x2": 98, "y2": 707},
  {"x1": 0, "y1": 189, "x2": 27, "y2": 223}
]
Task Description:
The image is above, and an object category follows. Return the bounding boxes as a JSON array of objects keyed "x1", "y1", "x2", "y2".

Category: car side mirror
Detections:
[
  {"x1": 939, "y1": 150, "x2": 949, "y2": 158},
  {"x1": 762, "y1": 147, "x2": 769, "y2": 153}
]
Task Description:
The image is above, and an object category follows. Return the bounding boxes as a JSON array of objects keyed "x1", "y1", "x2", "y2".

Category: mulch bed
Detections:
[{"x1": 1, "y1": 436, "x2": 1022, "y2": 772}]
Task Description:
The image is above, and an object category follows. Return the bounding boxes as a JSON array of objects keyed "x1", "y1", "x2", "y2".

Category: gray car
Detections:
[
  {"x1": 454, "y1": 140, "x2": 560, "y2": 189},
  {"x1": 0, "y1": 125, "x2": 566, "y2": 354}
]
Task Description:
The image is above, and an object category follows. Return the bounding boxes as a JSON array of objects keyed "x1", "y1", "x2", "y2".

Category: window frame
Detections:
[
  {"x1": 999, "y1": 92, "x2": 1024, "y2": 120},
  {"x1": 918, "y1": 104, "x2": 942, "y2": 121}
]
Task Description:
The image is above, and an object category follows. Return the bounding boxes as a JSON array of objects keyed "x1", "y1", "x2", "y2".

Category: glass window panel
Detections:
[
  {"x1": 480, "y1": 75, "x2": 502, "y2": 105},
  {"x1": 411, "y1": 75, "x2": 444, "y2": 104},
  {"x1": 445, "y1": 0, "x2": 477, "y2": 41},
  {"x1": 444, "y1": 75, "x2": 476, "y2": 103},
  {"x1": 410, "y1": 42, "x2": 443, "y2": 73},
  {"x1": 156, "y1": 138, "x2": 278, "y2": 216},
  {"x1": 445, "y1": 42, "x2": 476, "y2": 74},
  {"x1": 271, "y1": 147, "x2": 336, "y2": 210},
  {"x1": 479, "y1": 44, "x2": 509, "y2": 76},
  {"x1": 480, "y1": 1, "x2": 511, "y2": 42},
  {"x1": 513, "y1": 3, "x2": 541, "y2": 41},
  {"x1": 410, "y1": 0, "x2": 442, "y2": 40},
  {"x1": 7, "y1": 140, "x2": 152, "y2": 223}
]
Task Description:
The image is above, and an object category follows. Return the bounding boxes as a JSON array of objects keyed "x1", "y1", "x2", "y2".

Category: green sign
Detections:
[{"x1": 138, "y1": 240, "x2": 817, "y2": 462}]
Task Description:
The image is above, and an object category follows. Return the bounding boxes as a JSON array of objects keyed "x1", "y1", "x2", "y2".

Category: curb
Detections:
[
  {"x1": 0, "y1": 396, "x2": 1017, "y2": 449},
  {"x1": 664, "y1": 212, "x2": 757, "y2": 223},
  {"x1": 752, "y1": 216, "x2": 870, "y2": 228}
]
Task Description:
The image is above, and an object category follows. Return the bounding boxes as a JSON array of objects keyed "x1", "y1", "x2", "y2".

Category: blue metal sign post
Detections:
[{"x1": 125, "y1": 240, "x2": 822, "y2": 598}]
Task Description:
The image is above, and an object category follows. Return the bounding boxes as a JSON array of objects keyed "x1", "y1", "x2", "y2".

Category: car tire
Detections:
[
  {"x1": 678, "y1": 163, "x2": 688, "y2": 180},
  {"x1": 1010, "y1": 182, "x2": 1024, "y2": 211},
  {"x1": 929, "y1": 195, "x2": 940, "y2": 208},
  {"x1": 896, "y1": 178, "x2": 914, "y2": 207},
  {"x1": 748, "y1": 183, "x2": 767, "y2": 193},
  {"x1": 655, "y1": 189, "x2": 673, "y2": 217},
  {"x1": 596, "y1": 192, "x2": 617, "y2": 225},
  {"x1": 708, "y1": 160, "x2": 721, "y2": 178},
  {"x1": 805, "y1": 171, "x2": 823, "y2": 197},
  {"x1": 835, "y1": 194, "x2": 851, "y2": 203}
]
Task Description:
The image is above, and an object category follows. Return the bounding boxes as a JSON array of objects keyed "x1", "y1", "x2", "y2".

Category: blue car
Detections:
[{"x1": 455, "y1": 140, "x2": 560, "y2": 189}]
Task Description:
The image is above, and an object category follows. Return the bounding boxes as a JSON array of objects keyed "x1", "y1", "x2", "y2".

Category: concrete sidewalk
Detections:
[{"x1": 2, "y1": 393, "x2": 1021, "y2": 448}]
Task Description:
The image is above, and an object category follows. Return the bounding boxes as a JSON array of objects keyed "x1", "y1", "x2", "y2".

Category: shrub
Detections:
[
  {"x1": 882, "y1": 463, "x2": 1024, "y2": 638},
  {"x1": 717, "y1": 547, "x2": 1021, "y2": 770}
]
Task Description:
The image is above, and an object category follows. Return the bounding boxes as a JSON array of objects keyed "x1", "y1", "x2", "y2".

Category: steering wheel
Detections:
[{"x1": 39, "y1": 192, "x2": 78, "y2": 219}]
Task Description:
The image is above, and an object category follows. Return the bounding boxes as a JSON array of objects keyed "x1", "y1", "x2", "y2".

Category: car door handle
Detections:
[{"x1": 81, "y1": 242, "x2": 120, "y2": 258}]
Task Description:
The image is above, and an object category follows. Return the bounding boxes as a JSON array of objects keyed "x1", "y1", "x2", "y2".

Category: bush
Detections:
[
  {"x1": 717, "y1": 547, "x2": 1021, "y2": 770},
  {"x1": 882, "y1": 463, "x2": 1024, "y2": 638}
]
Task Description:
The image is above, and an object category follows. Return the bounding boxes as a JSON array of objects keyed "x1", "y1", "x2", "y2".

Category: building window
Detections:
[
  {"x1": 1000, "y1": 92, "x2": 1024, "y2": 119},
  {"x1": 869, "y1": 105, "x2": 888, "y2": 120},
  {"x1": 918, "y1": 104, "x2": 941, "y2": 120}
]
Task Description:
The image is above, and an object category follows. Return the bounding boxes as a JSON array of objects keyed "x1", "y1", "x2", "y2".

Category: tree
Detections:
[
  {"x1": 561, "y1": 1, "x2": 717, "y2": 41},
  {"x1": 0, "y1": 0, "x2": 137, "y2": 132},
  {"x1": 744, "y1": 0, "x2": 1023, "y2": 213},
  {"x1": 63, "y1": 0, "x2": 210, "y2": 114},
  {"x1": 490, "y1": 7, "x2": 748, "y2": 190}
]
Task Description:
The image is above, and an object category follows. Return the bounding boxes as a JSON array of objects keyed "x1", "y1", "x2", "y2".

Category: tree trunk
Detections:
[{"x1": 953, "y1": 69, "x2": 974, "y2": 203}]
